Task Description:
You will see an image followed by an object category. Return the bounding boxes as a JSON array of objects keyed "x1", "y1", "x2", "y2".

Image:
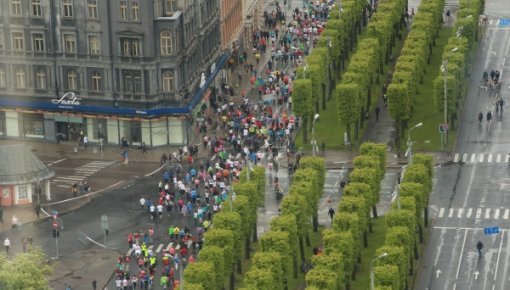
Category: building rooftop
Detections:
[{"x1": 0, "y1": 144, "x2": 54, "y2": 185}]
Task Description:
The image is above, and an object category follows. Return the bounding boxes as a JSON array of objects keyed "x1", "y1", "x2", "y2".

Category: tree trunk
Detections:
[
  {"x1": 252, "y1": 222, "x2": 258, "y2": 242},
  {"x1": 418, "y1": 224, "x2": 424, "y2": 244},
  {"x1": 414, "y1": 240, "x2": 419, "y2": 259},
  {"x1": 322, "y1": 83, "x2": 327, "y2": 110},
  {"x1": 346, "y1": 281, "x2": 351, "y2": 290},
  {"x1": 315, "y1": 99, "x2": 320, "y2": 115},
  {"x1": 306, "y1": 232, "x2": 311, "y2": 247},
  {"x1": 293, "y1": 257, "x2": 298, "y2": 278},
  {"x1": 369, "y1": 220, "x2": 373, "y2": 233},
  {"x1": 299, "y1": 237, "x2": 306, "y2": 263},
  {"x1": 302, "y1": 117, "x2": 309, "y2": 145},
  {"x1": 424, "y1": 206, "x2": 429, "y2": 227},
  {"x1": 313, "y1": 214, "x2": 318, "y2": 232},
  {"x1": 372, "y1": 205, "x2": 378, "y2": 218},
  {"x1": 363, "y1": 230, "x2": 368, "y2": 248},
  {"x1": 395, "y1": 118, "x2": 401, "y2": 155},
  {"x1": 237, "y1": 259, "x2": 242, "y2": 274},
  {"x1": 230, "y1": 271, "x2": 235, "y2": 290},
  {"x1": 409, "y1": 256, "x2": 414, "y2": 275},
  {"x1": 245, "y1": 237, "x2": 251, "y2": 259}
]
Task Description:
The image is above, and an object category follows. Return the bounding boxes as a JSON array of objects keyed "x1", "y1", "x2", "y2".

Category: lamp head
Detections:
[
  {"x1": 379, "y1": 252, "x2": 389, "y2": 258},
  {"x1": 416, "y1": 122, "x2": 423, "y2": 127},
  {"x1": 451, "y1": 47, "x2": 458, "y2": 52},
  {"x1": 314, "y1": 114, "x2": 320, "y2": 121}
]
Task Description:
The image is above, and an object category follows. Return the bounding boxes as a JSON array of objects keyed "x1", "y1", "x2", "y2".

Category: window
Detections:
[
  {"x1": 15, "y1": 68, "x2": 26, "y2": 88},
  {"x1": 63, "y1": 0, "x2": 73, "y2": 17},
  {"x1": 125, "y1": 73, "x2": 142, "y2": 93},
  {"x1": 32, "y1": 0, "x2": 42, "y2": 17},
  {"x1": 165, "y1": 0, "x2": 175, "y2": 15},
  {"x1": 0, "y1": 34, "x2": 5, "y2": 51},
  {"x1": 122, "y1": 39, "x2": 130, "y2": 55},
  {"x1": 64, "y1": 34, "x2": 76, "y2": 53},
  {"x1": 12, "y1": 32, "x2": 24, "y2": 51},
  {"x1": 87, "y1": 0, "x2": 98, "y2": 19},
  {"x1": 88, "y1": 35, "x2": 100, "y2": 55},
  {"x1": 91, "y1": 71, "x2": 101, "y2": 91},
  {"x1": 33, "y1": 33, "x2": 45, "y2": 52},
  {"x1": 36, "y1": 69, "x2": 46, "y2": 89},
  {"x1": 120, "y1": 1, "x2": 127, "y2": 20},
  {"x1": 132, "y1": 1, "x2": 139, "y2": 21},
  {"x1": 11, "y1": 0, "x2": 22, "y2": 16},
  {"x1": 160, "y1": 31, "x2": 172, "y2": 55},
  {"x1": 18, "y1": 186, "x2": 28, "y2": 199},
  {"x1": 162, "y1": 71, "x2": 174, "y2": 92},
  {"x1": 132, "y1": 40, "x2": 140, "y2": 56},
  {"x1": 67, "y1": 70, "x2": 77, "y2": 90},
  {"x1": 0, "y1": 69, "x2": 6, "y2": 87}
]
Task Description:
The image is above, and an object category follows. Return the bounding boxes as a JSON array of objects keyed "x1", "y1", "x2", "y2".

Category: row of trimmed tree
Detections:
[
  {"x1": 293, "y1": 0, "x2": 368, "y2": 143},
  {"x1": 433, "y1": 0, "x2": 484, "y2": 130},
  {"x1": 373, "y1": 153, "x2": 433, "y2": 290},
  {"x1": 336, "y1": 0, "x2": 408, "y2": 143},
  {"x1": 387, "y1": 0, "x2": 445, "y2": 150},
  {"x1": 304, "y1": 142, "x2": 387, "y2": 290},
  {"x1": 182, "y1": 166, "x2": 266, "y2": 290},
  {"x1": 238, "y1": 156, "x2": 326, "y2": 290}
]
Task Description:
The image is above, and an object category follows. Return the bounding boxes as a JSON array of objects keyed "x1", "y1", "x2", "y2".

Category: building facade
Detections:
[
  {"x1": 243, "y1": 0, "x2": 262, "y2": 51},
  {"x1": 0, "y1": 0, "x2": 226, "y2": 147},
  {"x1": 220, "y1": 0, "x2": 243, "y2": 49}
]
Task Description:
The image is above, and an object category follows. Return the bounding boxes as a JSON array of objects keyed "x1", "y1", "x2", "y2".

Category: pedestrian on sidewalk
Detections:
[
  {"x1": 383, "y1": 93, "x2": 388, "y2": 106},
  {"x1": 4, "y1": 237, "x2": 10, "y2": 254},
  {"x1": 35, "y1": 204, "x2": 41, "y2": 219},
  {"x1": 328, "y1": 207, "x2": 335, "y2": 222},
  {"x1": 477, "y1": 240, "x2": 484, "y2": 257},
  {"x1": 376, "y1": 107, "x2": 380, "y2": 121},
  {"x1": 92, "y1": 280, "x2": 97, "y2": 290}
]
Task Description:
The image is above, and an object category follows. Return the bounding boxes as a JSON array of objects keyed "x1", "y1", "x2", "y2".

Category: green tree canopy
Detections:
[{"x1": 0, "y1": 248, "x2": 53, "y2": 290}]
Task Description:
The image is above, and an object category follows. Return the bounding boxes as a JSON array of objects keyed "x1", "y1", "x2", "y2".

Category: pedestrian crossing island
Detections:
[
  {"x1": 452, "y1": 153, "x2": 510, "y2": 163},
  {"x1": 437, "y1": 207, "x2": 510, "y2": 220}
]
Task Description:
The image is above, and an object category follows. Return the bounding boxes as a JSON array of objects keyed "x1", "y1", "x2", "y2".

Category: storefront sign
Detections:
[{"x1": 51, "y1": 92, "x2": 81, "y2": 106}]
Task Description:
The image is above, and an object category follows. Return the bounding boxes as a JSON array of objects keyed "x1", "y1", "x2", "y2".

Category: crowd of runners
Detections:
[{"x1": 109, "y1": 1, "x2": 333, "y2": 289}]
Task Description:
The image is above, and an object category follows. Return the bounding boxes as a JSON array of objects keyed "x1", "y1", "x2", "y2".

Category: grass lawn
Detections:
[
  {"x1": 399, "y1": 27, "x2": 454, "y2": 152},
  {"x1": 296, "y1": 30, "x2": 407, "y2": 151},
  {"x1": 233, "y1": 227, "x2": 324, "y2": 289}
]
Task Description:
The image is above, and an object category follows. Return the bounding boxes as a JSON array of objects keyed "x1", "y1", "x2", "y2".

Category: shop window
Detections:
[
  {"x1": 23, "y1": 113, "x2": 44, "y2": 137},
  {"x1": 2, "y1": 188, "x2": 9, "y2": 198},
  {"x1": 18, "y1": 186, "x2": 28, "y2": 199}
]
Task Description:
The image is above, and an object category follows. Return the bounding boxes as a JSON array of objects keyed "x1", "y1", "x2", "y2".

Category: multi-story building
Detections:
[
  {"x1": 220, "y1": 0, "x2": 243, "y2": 49},
  {"x1": 243, "y1": 0, "x2": 262, "y2": 50},
  {"x1": 0, "y1": 0, "x2": 226, "y2": 147}
]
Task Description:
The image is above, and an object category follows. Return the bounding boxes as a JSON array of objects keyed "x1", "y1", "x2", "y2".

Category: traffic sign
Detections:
[
  {"x1": 149, "y1": 227, "x2": 154, "y2": 236},
  {"x1": 101, "y1": 215, "x2": 109, "y2": 230},
  {"x1": 484, "y1": 226, "x2": 500, "y2": 235},
  {"x1": 52, "y1": 221, "x2": 59, "y2": 229}
]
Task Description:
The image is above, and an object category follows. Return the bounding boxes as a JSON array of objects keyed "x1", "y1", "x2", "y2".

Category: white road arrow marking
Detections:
[
  {"x1": 436, "y1": 269, "x2": 442, "y2": 278},
  {"x1": 474, "y1": 271, "x2": 480, "y2": 280}
]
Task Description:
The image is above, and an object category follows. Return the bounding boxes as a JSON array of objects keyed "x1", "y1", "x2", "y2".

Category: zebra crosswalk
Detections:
[
  {"x1": 452, "y1": 153, "x2": 510, "y2": 164},
  {"x1": 52, "y1": 160, "x2": 115, "y2": 187},
  {"x1": 437, "y1": 207, "x2": 510, "y2": 220}
]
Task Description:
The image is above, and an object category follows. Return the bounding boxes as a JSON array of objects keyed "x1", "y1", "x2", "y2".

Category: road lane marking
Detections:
[
  {"x1": 470, "y1": 154, "x2": 476, "y2": 163},
  {"x1": 476, "y1": 208, "x2": 482, "y2": 219},
  {"x1": 156, "y1": 244, "x2": 164, "y2": 253},
  {"x1": 488, "y1": 154, "x2": 493, "y2": 162},
  {"x1": 462, "y1": 154, "x2": 468, "y2": 162},
  {"x1": 449, "y1": 208, "x2": 454, "y2": 218},
  {"x1": 439, "y1": 208, "x2": 445, "y2": 218},
  {"x1": 497, "y1": 154, "x2": 502, "y2": 162},
  {"x1": 166, "y1": 242, "x2": 174, "y2": 252},
  {"x1": 454, "y1": 153, "x2": 460, "y2": 162},
  {"x1": 57, "y1": 185, "x2": 70, "y2": 188},
  {"x1": 47, "y1": 158, "x2": 68, "y2": 166},
  {"x1": 504, "y1": 209, "x2": 509, "y2": 220},
  {"x1": 485, "y1": 208, "x2": 491, "y2": 219},
  {"x1": 458, "y1": 208, "x2": 464, "y2": 218},
  {"x1": 456, "y1": 228, "x2": 469, "y2": 279},
  {"x1": 467, "y1": 208, "x2": 473, "y2": 218},
  {"x1": 506, "y1": 154, "x2": 510, "y2": 162},
  {"x1": 479, "y1": 154, "x2": 484, "y2": 162},
  {"x1": 494, "y1": 209, "x2": 500, "y2": 219},
  {"x1": 494, "y1": 231, "x2": 505, "y2": 281}
]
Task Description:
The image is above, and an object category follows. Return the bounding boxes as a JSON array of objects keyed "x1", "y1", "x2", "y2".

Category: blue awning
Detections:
[{"x1": 0, "y1": 52, "x2": 229, "y2": 117}]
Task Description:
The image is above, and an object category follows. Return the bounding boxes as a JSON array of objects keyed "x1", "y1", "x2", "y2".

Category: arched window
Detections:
[
  {"x1": 35, "y1": 69, "x2": 46, "y2": 89},
  {"x1": 160, "y1": 31, "x2": 172, "y2": 56},
  {"x1": 15, "y1": 68, "x2": 26, "y2": 88},
  {"x1": 91, "y1": 71, "x2": 101, "y2": 91},
  {"x1": 67, "y1": 70, "x2": 77, "y2": 90},
  {"x1": 162, "y1": 71, "x2": 174, "y2": 92}
]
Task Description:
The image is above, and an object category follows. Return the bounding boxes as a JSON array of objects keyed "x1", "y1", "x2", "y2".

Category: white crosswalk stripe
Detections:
[
  {"x1": 156, "y1": 244, "x2": 164, "y2": 253},
  {"x1": 437, "y1": 207, "x2": 509, "y2": 220},
  {"x1": 452, "y1": 153, "x2": 509, "y2": 164},
  {"x1": 52, "y1": 160, "x2": 115, "y2": 186}
]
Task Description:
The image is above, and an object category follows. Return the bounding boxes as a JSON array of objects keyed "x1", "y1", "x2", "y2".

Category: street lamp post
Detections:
[
  {"x1": 312, "y1": 114, "x2": 320, "y2": 156},
  {"x1": 407, "y1": 122, "x2": 423, "y2": 165},
  {"x1": 370, "y1": 252, "x2": 389, "y2": 290}
]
